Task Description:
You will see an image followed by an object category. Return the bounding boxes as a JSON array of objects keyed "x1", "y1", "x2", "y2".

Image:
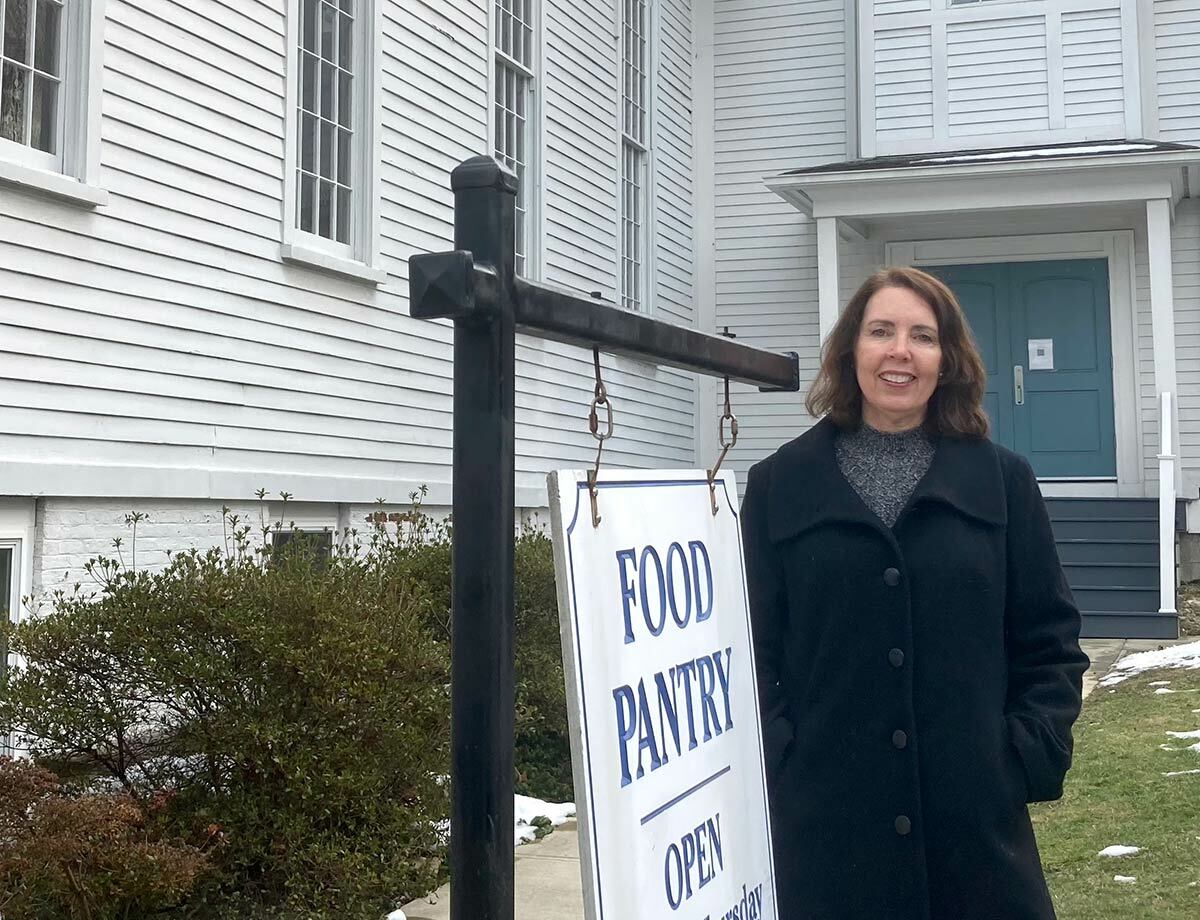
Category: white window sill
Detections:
[
  {"x1": 0, "y1": 159, "x2": 108, "y2": 208},
  {"x1": 281, "y1": 242, "x2": 387, "y2": 285}
]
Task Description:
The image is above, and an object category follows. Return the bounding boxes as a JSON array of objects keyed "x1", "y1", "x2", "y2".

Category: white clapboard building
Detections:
[
  {"x1": 705, "y1": 0, "x2": 1200, "y2": 638},
  {"x1": 0, "y1": 0, "x2": 698, "y2": 625},
  {"x1": 2, "y1": 0, "x2": 1199, "y2": 641}
]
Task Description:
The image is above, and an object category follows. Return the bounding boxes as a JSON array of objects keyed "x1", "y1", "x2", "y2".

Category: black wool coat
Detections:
[{"x1": 742, "y1": 418, "x2": 1089, "y2": 920}]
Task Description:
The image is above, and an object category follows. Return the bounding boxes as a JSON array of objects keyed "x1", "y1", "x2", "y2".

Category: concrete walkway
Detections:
[{"x1": 400, "y1": 637, "x2": 1186, "y2": 920}]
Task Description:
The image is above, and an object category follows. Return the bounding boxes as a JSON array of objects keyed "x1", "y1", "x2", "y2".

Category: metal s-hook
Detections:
[
  {"x1": 587, "y1": 347, "x2": 614, "y2": 527},
  {"x1": 707, "y1": 374, "x2": 739, "y2": 515}
]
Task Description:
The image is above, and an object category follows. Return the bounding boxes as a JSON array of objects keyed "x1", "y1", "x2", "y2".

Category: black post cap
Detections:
[{"x1": 451, "y1": 155, "x2": 519, "y2": 194}]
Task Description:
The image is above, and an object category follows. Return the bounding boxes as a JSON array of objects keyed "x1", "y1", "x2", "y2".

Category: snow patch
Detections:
[
  {"x1": 1166, "y1": 730, "x2": 1200, "y2": 739},
  {"x1": 1155, "y1": 688, "x2": 1177, "y2": 695},
  {"x1": 1150, "y1": 680, "x2": 1171, "y2": 687},
  {"x1": 1099, "y1": 641, "x2": 1200, "y2": 687},
  {"x1": 1163, "y1": 769, "x2": 1200, "y2": 777},
  {"x1": 1099, "y1": 845, "x2": 1141, "y2": 857},
  {"x1": 514, "y1": 794, "x2": 576, "y2": 846},
  {"x1": 387, "y1": 911, "x2": 407, "y2": 920},
  {"x1": 1113, "y1": 875, "x2": 1137, "y2": 884}
]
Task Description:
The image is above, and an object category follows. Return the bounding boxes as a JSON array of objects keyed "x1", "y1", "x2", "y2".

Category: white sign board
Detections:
[
  {"x1": 1028, "y1": 338, "x2": 1054, "y2": 371},
  {"x1": 547, "y1": 470, "x2": 778, "y2": 920}
]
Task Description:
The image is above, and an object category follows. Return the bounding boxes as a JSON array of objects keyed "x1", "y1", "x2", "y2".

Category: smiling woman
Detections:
[{"x1": 743, "y1": 266, "x2": 1089, "y2": 920}]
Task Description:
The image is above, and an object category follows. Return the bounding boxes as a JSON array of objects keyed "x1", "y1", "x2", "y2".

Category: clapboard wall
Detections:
[
  {"x1": 0, "y1": 0, "x2": 697, "y2": 512},
  {"x1": 709, "y1": 0, "x2": 849, "y2": 478}
]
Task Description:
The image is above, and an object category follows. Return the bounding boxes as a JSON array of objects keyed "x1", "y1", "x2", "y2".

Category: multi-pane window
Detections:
[
  {"x1": 494, "y1": 0, "x2": 534, "y2": 276},
  {"x1": 620, "y1": 0, "x2": 649, "y2": 311},
  {"x1": 0, "y1": 0, "x2": 64, "y2": 158},
  {"x1": 0, "y1": 546, "x2": 12, "y2": 691},
  {"x1": 296, "y1": 0, "x2": 356, "y2": 245}
]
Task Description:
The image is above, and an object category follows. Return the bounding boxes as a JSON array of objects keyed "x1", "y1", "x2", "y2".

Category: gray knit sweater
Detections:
[{"x1": 835, "y1": 423, "x2": 936, "y2": 528}]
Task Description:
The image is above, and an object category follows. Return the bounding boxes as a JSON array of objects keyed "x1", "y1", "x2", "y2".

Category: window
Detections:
[
  {"x1": 1, "y1": 0, "x2": 63, "y2": 161},
  {"x1": 1, "y1": 544, "x2": 14, "y2": 692},
  {"x1": 0, "y1": 0, "x2": 104, "y2": 203},
  {"x1": 268, "y1": 529, "x2": 333, "y2": 569},
  {"x1": 494, "y1": 0, "x2": 536, "y2": 277},
  {"x1": 283, "y1": 0, "x2": 382, "y2": 282},
  {"x1": 619, "y1": 0, "x2": 650, "y2": 312}
]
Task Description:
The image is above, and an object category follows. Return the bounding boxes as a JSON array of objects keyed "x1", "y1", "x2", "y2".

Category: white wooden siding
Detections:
[
  {"x1": 875, "y1": 26, "x2": 934, "y2": 145},
  {"x1": 863, "y1": 0, "x2": 1139, "y2": 156},
  {"x1": 1155, "y1": 0, "x2": 1200, "y2": 144},
  {"x1": 1170, "y1": 198, "x2": 1200, "y2": 483},
  {"x1": 712, "y1": 0, "x2": 847, "y2": 479},
  {"x1": 0, "y1": 0, "x2": 697, "y2": 509},
  {"x1": 1061, "y1": 8, "x2": 1125, "y2": 128},
  {"x1": 947, "y1": 17, "x2": 1049, "y2": 135}
]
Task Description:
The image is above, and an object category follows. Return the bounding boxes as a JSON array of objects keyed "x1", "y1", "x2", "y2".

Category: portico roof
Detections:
[{"x1": 766, "y1": 139, "x2": 1200, "y2": 221}]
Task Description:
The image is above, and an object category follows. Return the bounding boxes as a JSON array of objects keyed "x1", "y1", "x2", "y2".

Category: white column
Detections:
[
  {"x1": 816, "y1": 217, "x2": 841, "y2": 343},
  {"x1": 1146, "y1": 198, "x2": 1180, "y2": 487}
]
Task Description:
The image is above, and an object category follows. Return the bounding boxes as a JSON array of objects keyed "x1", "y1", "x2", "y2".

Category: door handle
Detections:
[{"x1": 1014, "y1": 365, "x2": 1025, "y2": 406}]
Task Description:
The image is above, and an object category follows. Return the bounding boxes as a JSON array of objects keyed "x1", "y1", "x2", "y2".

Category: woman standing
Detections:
[{"x1": 742, "y1": 267, "x2": 1089, "y2": 920}]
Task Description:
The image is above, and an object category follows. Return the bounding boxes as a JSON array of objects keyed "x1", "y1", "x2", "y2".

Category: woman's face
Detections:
[{"x1": 853, "y1": 286, "x2": 943, "y2": 432}]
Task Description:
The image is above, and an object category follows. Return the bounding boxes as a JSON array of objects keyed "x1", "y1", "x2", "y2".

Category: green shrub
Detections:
[
  {"x1": 0, "y1": 757, "x2": 207, "y2": 919},
  {"x1": 0, "y1": 509, "x2": 451, "y2": 919},
  {"x1": 0, "y1": 494, "x2": 573, "y2": 918}
]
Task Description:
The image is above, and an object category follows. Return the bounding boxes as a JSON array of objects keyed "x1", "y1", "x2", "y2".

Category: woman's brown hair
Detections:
[{"x1": 806, "y1": 266, "x2": 990, "y2": 438}]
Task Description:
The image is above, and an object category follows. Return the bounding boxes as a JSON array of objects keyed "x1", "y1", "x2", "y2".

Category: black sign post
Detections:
[{"x1": 409, "y1": 156, "x2": 798, "y2": 920}]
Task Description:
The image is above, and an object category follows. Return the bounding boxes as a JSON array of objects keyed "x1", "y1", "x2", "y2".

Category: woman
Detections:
[{"x1": 742, "y1": 267, "x2": 1089, "y2": 920}]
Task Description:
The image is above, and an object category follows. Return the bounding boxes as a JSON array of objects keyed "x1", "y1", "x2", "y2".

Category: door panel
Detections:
[
  {"x1": 926, "y1": 265, "x2": 1014, "y2": 450},
  {"x1": 1010, "y1": 261, "x2": 1115, "y2": 476}
]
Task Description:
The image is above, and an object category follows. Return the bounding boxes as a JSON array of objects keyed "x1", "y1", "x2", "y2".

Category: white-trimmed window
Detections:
[
  {"x1": 0, "y1": 0, "x2": 105, "y2": 204},
  {"x1": 494, "y1": 0, "x2": 536, "y2": 277},
  {"x1": 619, "y1": 0, "x2": 650, "y2": 312},
  {"x1": 283, "y1": 0, "x2": 382, "y2": 283}
]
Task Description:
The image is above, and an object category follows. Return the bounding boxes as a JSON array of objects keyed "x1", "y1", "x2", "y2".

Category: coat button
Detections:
[
  {"x1": 883, "y1": 567, "x2": 901, "y2": 587},
  {"x1": 895, "y1": 815, "x2": 912, "y2": 836},
  {"x1": 888, "y1": 648, "x2": 905, "y2": 668},
  {"x1": 892, "y1": 729, "x2": 908, "y2": 749}
]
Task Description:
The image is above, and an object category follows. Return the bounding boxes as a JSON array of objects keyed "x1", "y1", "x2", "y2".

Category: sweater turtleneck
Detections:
[{"x1": 834, "y1": 421, "x2": 936, "y2": 528}]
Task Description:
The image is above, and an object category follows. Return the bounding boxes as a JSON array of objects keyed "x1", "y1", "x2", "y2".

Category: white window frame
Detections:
[
  {"x1": 281, "y1": 0, "x2": 384, "y2": 285},
  {"x1": 617, "y1": 0, "x2": 656, "y2": 313},
  {"x1": 857, "y1": 0, "x2": 1143, "y2": 158},
  {"x1": 0, "y1": 500, "x2": 34, "y2": 757},
  {"x1": 490, "y1": 0, "x2": 541, "y2": 279},
  {"x1": 0, "y1": 0, "x2": 106, "y2": 207}
]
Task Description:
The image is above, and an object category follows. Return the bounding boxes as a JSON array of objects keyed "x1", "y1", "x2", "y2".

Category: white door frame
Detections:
[{"x1": 887, "y1": 231, "x2": 1142, "y2": 497}]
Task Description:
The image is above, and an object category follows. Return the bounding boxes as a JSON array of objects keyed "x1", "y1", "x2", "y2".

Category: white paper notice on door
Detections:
[{"x1": 1028, "y1": 339, "x2": 1054, "y2": 371}]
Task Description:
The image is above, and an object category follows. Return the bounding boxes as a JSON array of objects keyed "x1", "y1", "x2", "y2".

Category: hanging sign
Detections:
[
  {"x1": 1028, "y1": 338, "x2": 1054, "y2": 371},
  {"x1": 547, "y1": 470, "x2": 778, "y2": 920}
]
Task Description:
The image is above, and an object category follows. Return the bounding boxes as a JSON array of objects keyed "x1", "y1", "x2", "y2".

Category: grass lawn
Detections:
[{"x1": 1031, "y1": 666, "x2": 1200, "y2": 919}]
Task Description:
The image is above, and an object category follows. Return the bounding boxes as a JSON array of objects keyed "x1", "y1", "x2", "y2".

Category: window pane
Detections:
[
  {"x1": 319, "y1": 118, "x2": 335, "y2": 179},
  {"x1": 321, "y1": 1, "x2": 336, "y2": 61},
  {"x1": 337, "y1": 71, "x2": 352, "y2": 128},
  {"x1": 300, "y1": 112, "x2": 316, "y2": 172},
  {"x1": 301, "y1": 52, "x2": 317, "y2": 112},
  {"x1": 4, "y1": 0, "x2": 30, "y2": 64},
  {"x1": 30, "y1": 72, "x2": 55, "y2": 152},
  {"x1": 320, "y1": 61, "x2": 335, "y2": 120},
  {"x1": 338, "y1": 13, "x2": 353, "y2": 71},
  {"x1": 1, "y1": 63, "x2": 27, "y2": 143},
  {"x1": 34, "y1": 0, "x2": 60, "y2": 76},
  {"x1": 302, "y1": 0, "x2": 319, "y2": 53},
  {"x1": 336, "y1": 185, "x2": 350, "y2": 243},
  {"x1": 0, "y1": 548, "x2": 11, "y2": 618},
  {"x1": 318, "y1": 179, "x2": 333, "y2": 238},
  {"x1": 337, "y1": 127, "x2": 351, "y2": 185},
  {"x1": 299, "y1": 172, "x2": 316, "y2": 232},
  {"x1": 339, "y1": 0, "x2": 353, "y2": 13}
]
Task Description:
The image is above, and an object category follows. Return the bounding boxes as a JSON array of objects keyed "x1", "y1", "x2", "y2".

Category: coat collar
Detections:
[{"x1": 766, "y1": 416, "x2": 1007, "y2": 543}]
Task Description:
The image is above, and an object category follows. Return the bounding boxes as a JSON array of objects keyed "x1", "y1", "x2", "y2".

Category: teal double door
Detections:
[{"x1": 926, "y1": 260, "x2": 1116, "y2": 478}]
